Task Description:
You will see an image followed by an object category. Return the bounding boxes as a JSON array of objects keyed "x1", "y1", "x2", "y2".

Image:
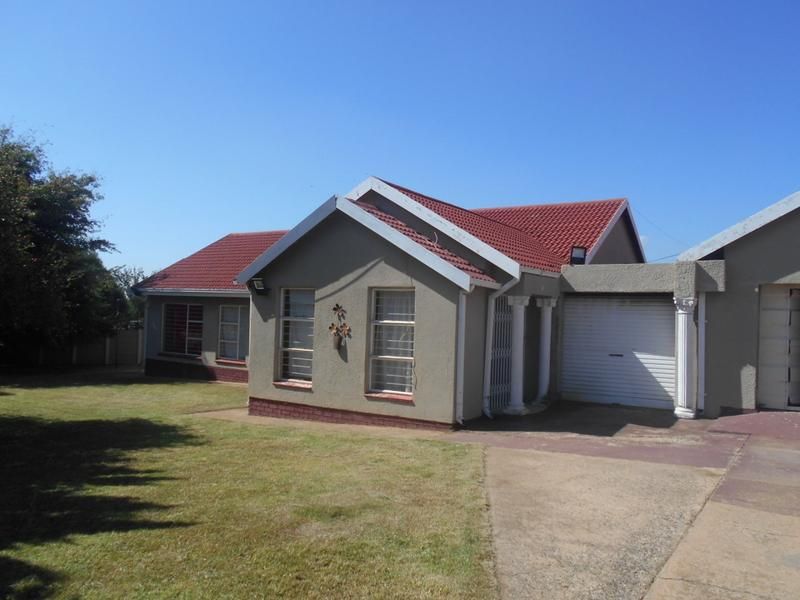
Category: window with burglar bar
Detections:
[
  {"x1": 163, "y1": 304, "x2": 203, "y2": 356},
  {"x1": 218, "y1": 305, "x2": 249, "y2": 361},
  {"x1": 369, "y1": 289, "x2": 415, "y2": 394},
  {"x1": 280, "y1": 289, "x2": 314, "y2": 381}
]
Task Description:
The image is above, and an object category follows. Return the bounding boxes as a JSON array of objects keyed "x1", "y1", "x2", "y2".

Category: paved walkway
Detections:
[{"x1": 646, "y1": 415, "x2": 800, "y2": 600}]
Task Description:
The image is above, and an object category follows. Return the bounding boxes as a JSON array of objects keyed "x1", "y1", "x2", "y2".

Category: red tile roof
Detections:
[
  {"x1": 137, "y1": 231, "x2": 287, "y2": 292},
  {"x1": 474, "y1": 199, "x2": 628, "y2": 263},
  {"x1": 352, "y1": 200, "x2": 496, "y2": 282},
  {"x1": 381, "y1": 180, "x2": 564, "y2": 273},
  {"x1": 140, "y1": 181, "x2": 633, "y2": 292}
]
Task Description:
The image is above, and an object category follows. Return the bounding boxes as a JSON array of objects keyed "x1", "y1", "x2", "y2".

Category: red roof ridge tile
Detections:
[
  {"x1": 225, "y1": 229, "x2": 289, "y2": 236},
  {"x1": 474, "y1": 197, "x2": 627, "y2": 212}
]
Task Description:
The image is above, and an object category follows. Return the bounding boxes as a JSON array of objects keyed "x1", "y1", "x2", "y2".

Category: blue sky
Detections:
[{"x1": 2, "y1": 0, "x2": 799, "y2": 272}]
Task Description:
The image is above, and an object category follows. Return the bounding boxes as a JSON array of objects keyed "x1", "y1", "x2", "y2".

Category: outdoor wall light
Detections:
[
  {"x1": 249, "y1": 278, "x2": 269, "y2": 295},
  {"x1": 570, "y1": 246, "x2": 587, "y2": 265}
]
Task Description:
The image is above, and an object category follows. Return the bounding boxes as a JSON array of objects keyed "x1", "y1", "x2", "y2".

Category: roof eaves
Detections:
[
  {"x1": 520, "y1": 266, "x2": 561, "y2": 279},
  {"x1": 678, "y1": 190, "x2": 800, "y2": 261},
  {"x1": 136, "y1": 288, "x2": 250, "y2": 298},
  {"x1": 471, "y1": 277, "x2": 502, "y2": 290}
]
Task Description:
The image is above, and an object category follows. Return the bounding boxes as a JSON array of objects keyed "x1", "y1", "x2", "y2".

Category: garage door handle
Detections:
[{"x1": 609, "y1": 353, "x2": 624, "y2": 357}]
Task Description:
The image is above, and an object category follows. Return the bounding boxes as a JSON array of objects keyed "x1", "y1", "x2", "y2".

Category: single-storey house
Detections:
[{"x1": 138, "y1": 177, "x2": 800, "y2": 427}]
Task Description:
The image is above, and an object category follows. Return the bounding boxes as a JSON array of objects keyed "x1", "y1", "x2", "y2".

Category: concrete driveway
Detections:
[
  {"x1": 199, "y1": 402, "x2": 800, "y2": 599},
  {"x1": 454, "y1": 404, "x2": 800, "y2": 600},
  {"x1": 646, "y1": 412, "x2": 800, "y2": 600}
]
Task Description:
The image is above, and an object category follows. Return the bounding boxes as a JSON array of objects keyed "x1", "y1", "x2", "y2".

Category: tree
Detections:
[
  {"x1": 0, "y1": 126, "x2": 126, "y2": 360},
  {"x1": 110, "y1": 265, "x2": 149, "y2": 324}
]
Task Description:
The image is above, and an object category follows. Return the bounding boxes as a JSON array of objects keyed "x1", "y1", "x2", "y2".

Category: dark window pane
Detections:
[
  {"x1": 186, "y1": 338, "x2": 202, "y2": 356},
  {"x1": 282, "y1": 350, "x2": 312, "y2": 380},
  {"x1": 283, "y1": 290, "x2": 314, "y2": 318},
  {"x1": 282, "y1": 320, "x2": 313, "y2": 350},
  {"x1": 371, "y1": 359, "x2": 413, "y2": 393}
]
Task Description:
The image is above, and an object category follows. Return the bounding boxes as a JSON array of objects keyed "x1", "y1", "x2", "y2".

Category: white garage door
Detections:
[
  {"x1": 757, "y1": 285, "x2": 800, "y2": 410},
  {"x1": 561, "y1": 295, "x2": 676, "y2": 409}
]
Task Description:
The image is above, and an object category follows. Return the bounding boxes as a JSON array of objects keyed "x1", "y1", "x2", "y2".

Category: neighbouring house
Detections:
[
  {"x1": 135, "y1": 231, "x2": 286, "y2": 382},
  {"x1": 139, "y1": 176, "x2": 799, "y2": 427},
  {"x1": 677, "y1": 192, "x2": 800, "y2": 414}
]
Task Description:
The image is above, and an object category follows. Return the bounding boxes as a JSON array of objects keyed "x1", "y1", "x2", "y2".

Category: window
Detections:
[
  {"x1": 163, "y1": 304, "x2": 203, "y2": 356},
  {"x1": 219, "y1": 305, "x2": 249, "y2": 361},
  {"x1": 570, "y1": 246, "x2": 587, "y2": 265},
  {"x1": 370, "y1": 290, "x2": 415, "y2": 394},
  {"x1": 279, "y1": 289, "x2": 315, "y2": 381}
]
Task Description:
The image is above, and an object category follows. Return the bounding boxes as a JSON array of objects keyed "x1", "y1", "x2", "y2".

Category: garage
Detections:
[
  {"x1": 560, "y1": 295, "x2": 676, "y2": 409},
  {"x1": 757, "y1": 285, "x2": 800, "y2": 410}
]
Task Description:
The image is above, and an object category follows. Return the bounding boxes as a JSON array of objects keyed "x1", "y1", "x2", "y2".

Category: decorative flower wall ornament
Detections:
[{"x1": 329, "y1": 303, "x2": 351, "y2": 349}]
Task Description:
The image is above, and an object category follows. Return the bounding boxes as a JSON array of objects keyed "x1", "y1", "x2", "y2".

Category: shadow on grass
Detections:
[
  {"x1": 0, "y1": 367, "x2": 217, "y2": 394},
  {"x1": 0, "y1": 415, "x2": 201, "y2": 598}
]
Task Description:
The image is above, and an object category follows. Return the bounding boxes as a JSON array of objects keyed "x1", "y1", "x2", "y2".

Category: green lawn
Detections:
[{"x1": 0, "y1": 370, "x2": 495, "y2": 599}]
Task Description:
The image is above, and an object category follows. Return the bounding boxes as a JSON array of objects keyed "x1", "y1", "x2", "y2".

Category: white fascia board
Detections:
[
  {"x1": 336, "y1": 198, "x2": 472, "y2": 291},
  {"x1": 346, "y1": 177, "x2": 521, "y2": 279},
  {"x1": 471, "y1": 277, "x2": 501, "y2": 289},
  {"x1": 235, "y1": 195, "x2": 338, "y2": 284},
  {"x1": 678, "y1": 190, "x2": 800, "y2": 261},
  {"x1": 586, "y1": 201, "x2": 646, "y2": 264},
  {"x1": 137, "y1": 289, "x2": 250, "y2": 298},
  {"x1": 520, "y1": 267, "x2": 561, "y2": 278}
]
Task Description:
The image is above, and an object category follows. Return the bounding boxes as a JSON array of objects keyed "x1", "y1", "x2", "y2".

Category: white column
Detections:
[
  {"x1": 674, "y1": 297, "x2": 698, "y2": 419},
  {"x1": 536, "y1": 297, "x2": 557, "y2": 401},
  {"x1": 505, "y1": 296, "x2": 530, "y2": 414}
]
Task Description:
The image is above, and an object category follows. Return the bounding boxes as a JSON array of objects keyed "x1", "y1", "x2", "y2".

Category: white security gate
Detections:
[
  {"x1": 757, "y1": 285, "x2": 800, "y2": 410},
  {"x1": 561, "y1": 295, "x2": 676, "y2": 409},
  {"x1": 489, "y1": 296, "x2": 512, "y2": 412}
]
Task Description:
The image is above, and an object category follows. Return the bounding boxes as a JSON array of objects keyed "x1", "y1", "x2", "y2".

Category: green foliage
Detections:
[
  {"x1": 0, "y1": 126, "x2": 128, "y2": 357},
  {"x1": 110, "y1": 265, "x2": 149, "y2": 322}
]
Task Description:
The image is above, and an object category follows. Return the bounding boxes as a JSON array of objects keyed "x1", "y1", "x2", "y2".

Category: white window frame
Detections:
[
  {"x1": 279, "y1": 288, "x2": 315, "y2": 382},
  {"x1": 218, "y1": 305, "x2": 248, "y2": 361},
  {"x1": 368, "y1": 288, "x2": 415, "y2": 395},
  {"x1": 162, "y1": 303, "x2": 204, "y2": 356}
]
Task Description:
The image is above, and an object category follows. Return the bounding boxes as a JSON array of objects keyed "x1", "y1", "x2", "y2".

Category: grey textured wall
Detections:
[
  {"x1": 590, "y1": 214, "x2": 642, "y2": 264},
  {"x1": 248, "y1": 211, "x2": 461, "y2": 425},
  {"x1": 704, "y1": 208, "x2": 800, "y2": 416},
  {"x1": 462, "y1": 287, "x2": 488, "y2": 420}
]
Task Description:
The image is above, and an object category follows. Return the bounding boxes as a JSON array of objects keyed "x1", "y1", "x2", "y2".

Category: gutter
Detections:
[
  {"x1": 136, "y1": 288, "x2": 251, "y2": 298},
  {"x1": 482, "y1": 276, "x2": 520, "y2": 418}
]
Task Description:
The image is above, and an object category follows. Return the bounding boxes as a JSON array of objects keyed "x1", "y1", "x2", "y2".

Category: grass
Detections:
[{"x1": 0, "y1": 369, "x2": 495, "y2": 599}]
